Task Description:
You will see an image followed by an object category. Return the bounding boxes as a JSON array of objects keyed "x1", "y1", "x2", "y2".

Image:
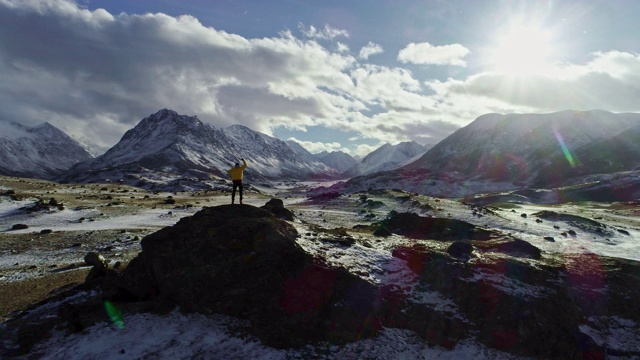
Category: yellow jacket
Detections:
[{"x1": 227, "y1": 159, "x2": 247, "y2": 180}]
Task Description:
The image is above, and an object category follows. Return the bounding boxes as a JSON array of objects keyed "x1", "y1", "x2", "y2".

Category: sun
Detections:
[{"x1": 488, "y1": 25, "x2": 555, "y2": 75}]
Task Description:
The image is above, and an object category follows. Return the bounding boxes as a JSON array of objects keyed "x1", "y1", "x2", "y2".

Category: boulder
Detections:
[
  {"x1": 481, "y1": 238, "x2": 542, "y2": 259},
  {"x1": 374, "y1": 212, "x2": 499, "y2": 240},
  {"x1": 260, "y1": 198, "x2": 294, "y2": 221},
  {"x1": 113, "y1": 204, "x2": 381, "y2": 347},
  {"x1": 447, "y1": 241, "x2": 473, "y2": 259},
  {"x1": 391, "y1": 244, "x2": 603, "y2": 358},
  {"x1": 83, "y1": 252, "x2": 106, "y2": 267},
  {"x1": 83, "y1": 252, "x2": 115, "y2": 284}
]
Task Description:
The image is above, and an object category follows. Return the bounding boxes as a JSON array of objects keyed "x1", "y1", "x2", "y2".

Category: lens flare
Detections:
[
  {"x1": 553, "y1": 129, "x2": 576, "y2": 167},
  {"x1": 104, "y1": 300, "x2": 125, "y2": 329}
]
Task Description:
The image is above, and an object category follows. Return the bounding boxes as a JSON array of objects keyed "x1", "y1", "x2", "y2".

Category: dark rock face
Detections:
[
  {"x1": 114, "y1": 204, "x2": 380, "y2": 347},
  {"x1": 446, "y1": 241, "x2": 473, "y2": 259},
  {"x1": 374, "y1": 212, "x2": 500, "y2": 240},
  {"x1": 477, "y1": 238, "x2": 542, "y2": 259},
  {"x1": 260, "y1": 198, "x2": 294, "y2": 221},
  {"x1": 391, "y1": 245, "x2": 610, "y2": 358}
]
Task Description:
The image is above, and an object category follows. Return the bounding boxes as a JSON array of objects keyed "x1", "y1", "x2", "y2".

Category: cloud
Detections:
[
  {"x1": 349, "y1": 65, "x2": 430, "y2": 112},
  {"x1": 430, "y1": 51, "x2": 640, "y2": 112},
  {"x1": 287, "y1": 137, "x2": 342, "y2": 154},
  {"x1": 397, "y1": 42, "x2": 470, "y2": 66},
  {"x1": 353, "y1": 142, "x2": 386, "y2": 158},
  {"x1": 298, "y1": 23, "x2": 349, "y2": 40},
  {"x1": 2, "y1": 0, "x2": 640, "y2": 157},
  {"x1": 358, "y1": 42, "x2": 384, "y2": 60},
  {"x1": 336, "y1": 42, "x2": 350, "y2": 53},
  {"x1": 0, "y1": 1, "x2": 359, "y2": 144}
]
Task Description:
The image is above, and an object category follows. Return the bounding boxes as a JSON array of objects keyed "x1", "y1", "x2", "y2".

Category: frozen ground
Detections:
[
  {"x1": 29, "y1": 309, "x2": 520, "y2": 360},
  {"x1": 1, "y1": 177, "x2": 640, "y2": 358}
]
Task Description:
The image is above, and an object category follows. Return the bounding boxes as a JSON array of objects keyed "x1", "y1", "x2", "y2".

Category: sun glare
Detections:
[{"x1": 488, "y1": 25, "x2": 555, "y2": 75}]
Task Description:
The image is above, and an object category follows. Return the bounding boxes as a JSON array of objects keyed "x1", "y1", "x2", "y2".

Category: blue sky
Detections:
[{"x1": 2, "y1": 0, "x2": 640, "y2": 156}]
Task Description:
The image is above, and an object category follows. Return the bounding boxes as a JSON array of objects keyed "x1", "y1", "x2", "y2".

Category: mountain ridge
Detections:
[
  {"x1": 0, "y1": 119, "x2": 92, "y2": 179},
  {"x1": 58, "y1": 109, "x2": 341, "y2": 190},
  {"x1": 332, "y1": 110, "x2": 640, "y2": 199},
  {"x1": 342, "y1": 141, "x2": 428, "y2": 177}
]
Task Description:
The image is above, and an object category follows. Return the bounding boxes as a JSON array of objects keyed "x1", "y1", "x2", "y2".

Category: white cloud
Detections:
[
  {"x1": 349, "y1": 65, "x2": 429, "y2": 111},
  {"x1": 0, "y1": 1, "x2": 361, "y2": 144},
  {"x1": 397, "y1": 42, "x2": 470, "y2": 66},
  {"x1": 336, "y1": 42, "x2": 350, "y2": 53},
  {"x1": 298, "y1": 23, "x2": 349, "y2": 40},
  {"x1": 287, "y1": 137, "x2": 342, "y2": 154},
  {"x1": 358, "y1": 42, "x2": 384, "y2": 60},
  {"x1": 430, "y1": 51, "x2": 640, "y2": 112},
  {"x1": 354, "y1": 142, "x2": 386, "y2": 158},
  {"x1": 2, "y1": 0, "x2": 640, "y2": 157}
]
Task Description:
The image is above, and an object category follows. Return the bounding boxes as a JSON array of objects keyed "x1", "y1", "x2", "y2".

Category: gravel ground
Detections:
[{"x1": 0, "y1": 267, "x2": 90, "y2": 322}]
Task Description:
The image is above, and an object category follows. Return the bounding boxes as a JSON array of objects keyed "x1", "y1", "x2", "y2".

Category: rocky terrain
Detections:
[{"x1": 1, "y1": 176, "x2": 640, "y2": 359}]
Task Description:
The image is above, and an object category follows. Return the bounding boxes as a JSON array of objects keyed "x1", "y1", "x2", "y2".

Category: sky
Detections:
[{"x1": 1, "y1": 0, "x2": 640, "y2": 156}]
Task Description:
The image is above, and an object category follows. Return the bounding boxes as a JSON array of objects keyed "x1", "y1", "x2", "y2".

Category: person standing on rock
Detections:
[{"x1": 227, "y1": 158, "x2": 247, "y2": 204}]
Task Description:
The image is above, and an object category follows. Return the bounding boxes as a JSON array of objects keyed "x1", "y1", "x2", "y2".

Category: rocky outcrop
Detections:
[
  {"x1": 373, "y1": 212, "x2": 501, "y2": 241},
  {"x1": 390, "y1": 245, "x2": 618, "y2": 358},
  {"x1": 111, "y1": 204, "x2": 380, "y2": 347},
  {"x1": 4, "y1": 204, "x2": 640, "y2": 359},
  {"x1": 260, "y1": 198, "x2": 294, "y2": 221}
]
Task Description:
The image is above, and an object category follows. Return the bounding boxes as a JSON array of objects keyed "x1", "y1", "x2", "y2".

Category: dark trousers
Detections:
[{"x1": 232, "y1": 180, "x2": 243, "y2": 203}]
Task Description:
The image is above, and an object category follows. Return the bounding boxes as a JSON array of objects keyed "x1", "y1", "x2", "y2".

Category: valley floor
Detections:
[{"x1": 1, "y1": 176, "x2": 639, "y2": 359}]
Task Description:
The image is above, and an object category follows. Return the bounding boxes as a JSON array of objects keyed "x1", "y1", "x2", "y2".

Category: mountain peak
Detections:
[
  {"x1": 0, "y1": 120, "x2": 92, "y2": 179},
  {"x1": 152, "y1": 108, "x2": 178, "y2": 118},
  {"x1": 147, "y1": 109, "x2": 203, "y2": 128},
  {"x1": 60, "y1": 110, "x2": 341, "y2": 189},
  {"x1": 342, "y1": 142, "x2": 427, "y2": 177}
]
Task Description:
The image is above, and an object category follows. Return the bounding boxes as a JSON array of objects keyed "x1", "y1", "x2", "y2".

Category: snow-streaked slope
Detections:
[
  {"x1": 287, "y1": 140, "x2": 357, "y2": 175},
  {"x1": 405, "y1": 110, "x2": 640, "y2": 184},
  {"x1": 343, "y1": 141, "x2": 427, "y2": 177},
  {"x1": 314, "y1": 150, "x2": 358, "y2": 173},
  {"x1": 222, "y1": 125, "x2": 339, "y2": 179},
  {"x1": 59, "y1": 110, "x2": 339, "y2": 189},
  {"x1": 0, "y1": 120, "x2": 92, "y2": 179},
  {"x1": 338, "y1": 110, "x2": 640, "y2": 197},
  {"x1": 32, "y1": 311, "x2": 523, "y2": 359}
]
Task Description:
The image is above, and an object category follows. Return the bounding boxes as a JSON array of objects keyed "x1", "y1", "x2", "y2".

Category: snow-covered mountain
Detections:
[
  {"x1": 314, "y1": 151, "x2": 358, "y2": 173},
  {"x1": 0, "y1": 120, "x2": 92, "y2": 179},
  {"x1": 342, "y1": 141, "x2": 428, "y2": 177},
  {"x1": 59, "y1": 109, "x2": 339, "y2": 189},
  {"x1": 285, "y1": 140, "x2": 322, "y2": 164},
  {"x1": 405, "y1": 110, "x2": 640, "y2": 183},
  {"x1": 333, "y1": 110, "x2": 640, "y2": 197},
  {"x1": 286, "y1": 140, "x2": 357, "y2": 174},
  {"x1": 533, "y1": 120, "x2": 640, "y2": 186},
  {"x1": 68, "y1": 134, "x2": 110, "y2": 157}
]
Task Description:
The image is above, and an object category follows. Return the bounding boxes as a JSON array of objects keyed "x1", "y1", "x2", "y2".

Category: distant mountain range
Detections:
[
  {"x1": 342, "y1": 141, "x2": 430, "y2": 177},
  {"x1": 0, "y1": 120, "x2": 92, "y2": 179},
  {"x1": 405, "y1": 110, "x2": 640, "y2": 185},
  {"x1": 286, "y1": 141, "x2": 359, "y2": 174},
  {"x1": 58, "y1": 109, "x2": 342, "y2": 189},
  {"x1": 286, "y1": 140, "x2": 429, "y2": 177},
  {"x1": 0, "y1": 109, "x2": 434, "y2": 190},
  {"x1": 53, "y1": 109, "x2": 437, "y2": 190},
  {"x1": 4, "y1": 109, "x2": 640, "y2": 199},
  {"x1": 335, "y1": 110, "x2": 640, "y2": 200}
]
